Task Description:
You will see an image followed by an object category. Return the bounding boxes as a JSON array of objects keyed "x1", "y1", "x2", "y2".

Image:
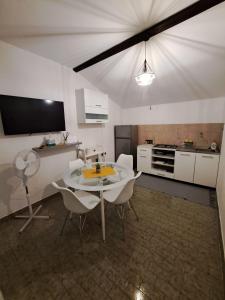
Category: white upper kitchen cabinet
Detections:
[
  {"x1": 137, "y1": 145, "x2": 152, "y2": 174},
  {"x1": 174, "y1": 151, "x2": 196, "y2": 183},
  {"x1": 76, "y1": 88, "x2": 109, "y2": 123},
  {"x1": 194, "y1": 153, "x2": 220, "y2": 188}
]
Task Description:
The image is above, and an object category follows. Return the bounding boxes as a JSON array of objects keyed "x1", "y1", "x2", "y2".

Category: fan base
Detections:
[{"x1": 15, "y1": 204, "x2": 49, "y2": 233}]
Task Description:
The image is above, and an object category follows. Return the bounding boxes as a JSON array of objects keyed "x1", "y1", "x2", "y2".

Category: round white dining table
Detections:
[{"x1": 63, "y1": 162, "x2": 134, "y2": 241}]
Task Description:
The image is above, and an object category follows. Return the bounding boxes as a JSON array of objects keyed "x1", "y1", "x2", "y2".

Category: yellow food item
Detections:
[{"x1": 82, "y1": 166, "x2": 116, "y2": 179}]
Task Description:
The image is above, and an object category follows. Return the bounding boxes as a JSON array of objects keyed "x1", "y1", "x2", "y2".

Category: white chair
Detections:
[
  {"x1": 117, "y1": 154, "x2": 133, "y2": 171},
  {"x1": 52, "y1": 182, "x2": 100, "y2": 237},
  {"x1": 115, "y1": 154, "x2": 134, "y2": 204},
  {"x1": 69, "y1": 158, "x2": 84, "y2": 173},
  {"x1": 68, "y1": 158, "x2": 84, "y2": 187},
  {"x1": 103, "y1": 171, "x2": 142, "y2": 239},
  {"x1": 109, "y1": 154, "x2": 134, "y2": 184},
  {"x1": 68, "y1": 159, "x2": 85, "y2": 204}
]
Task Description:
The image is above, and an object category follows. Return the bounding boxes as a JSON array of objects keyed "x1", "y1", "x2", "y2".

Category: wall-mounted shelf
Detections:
[{"x1": 33, "y1": 142, "x2": 82, "y2": 154}]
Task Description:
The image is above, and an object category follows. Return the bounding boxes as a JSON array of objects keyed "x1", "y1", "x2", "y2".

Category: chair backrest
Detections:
[
  {"x1": 114, "y1": 171, "x2": 142, "y2": 205},
  {"x1": 69, "y1": 158, "x2": 84, "y2": 173},
  {"x1": 117, "y1": 154, "x2": 133, "y2": 170},
  {"x1": 52, "y1": 182, "x2": 89, "y2": 214}
]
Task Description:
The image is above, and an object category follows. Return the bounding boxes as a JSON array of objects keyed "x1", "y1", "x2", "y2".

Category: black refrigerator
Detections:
[{"x1": 114, "y1": 125, "x2": 138, "y2": 168}]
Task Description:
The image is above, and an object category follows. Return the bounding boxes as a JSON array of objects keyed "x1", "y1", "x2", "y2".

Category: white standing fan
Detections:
[{"x1": 13, "y1": 149, "x2": 49, "y2": 232}]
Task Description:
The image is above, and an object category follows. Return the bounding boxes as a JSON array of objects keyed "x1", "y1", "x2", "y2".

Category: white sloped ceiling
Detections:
[{"x1": 0, "y1": 0, "x2": 224, "y2": 107}]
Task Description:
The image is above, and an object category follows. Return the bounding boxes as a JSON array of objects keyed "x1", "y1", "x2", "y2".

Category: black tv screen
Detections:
[{"x1": 0, "y1": 94, "x2": 65, "y2": 135}]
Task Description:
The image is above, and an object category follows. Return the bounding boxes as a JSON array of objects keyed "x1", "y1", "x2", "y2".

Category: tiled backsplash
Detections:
[{"x1": 138, "y1": 123, "x2": 224, "y2": 148}]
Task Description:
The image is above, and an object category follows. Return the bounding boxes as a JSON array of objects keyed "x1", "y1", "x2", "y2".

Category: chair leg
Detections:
[
  {"x1": 78, "y1": 215, "x2": 87, "y2": 236},
  {"x1": 60, "y1": 211, "x2": 70, "y2": 236},
  {"x1": 127, "y1": 201, "x2": 131, "y2": 210},
  {"x1": 115, "y1": 205, "x2": 120, "y2": 218},
  {"x1": 79, "y1": 215, "x2": 82, "y2": 244},
  {"x1": 78, "y1": 215, "x2": 83, "y2": 254},
  {"x1": 78, "y1": 214, "x2": 87, "y2": 254},
  {"x1": 129, "y1": 199, "x2": 139, "y2": 221},
  {"x1": 115, "y1": 204, "x2": 126, "y2": 241},
  {"x1": 121, "y1": 205, "x2": 126, "y2": 241},
  {"x1": 79, "y1": 214, "x2": 87, "y2": 232}
]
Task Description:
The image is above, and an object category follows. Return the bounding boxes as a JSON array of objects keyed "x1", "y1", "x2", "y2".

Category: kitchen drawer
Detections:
[
  {"x1": 194, "y1": 153, "x2": 220, "y2": 187},
  {"x1": 137, "y1": 154, "x2": 151, "y2": 173},
  {"x1": 137, "y1": 147, "x2": 151, "y2": 158},
  {"x1": 174, "y1": 151, "x2": 196, "y2": 183}
]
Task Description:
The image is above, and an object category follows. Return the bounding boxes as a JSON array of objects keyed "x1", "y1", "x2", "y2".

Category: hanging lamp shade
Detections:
[{"x1": 135, "y1": 42, "x2": 155, "y2": 86}]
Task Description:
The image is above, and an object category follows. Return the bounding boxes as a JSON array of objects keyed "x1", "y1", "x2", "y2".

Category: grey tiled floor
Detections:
[
  {"x1": 0, "y1": 185, "x2": 224, "y2": 300},
  {"x1": 136, "y1": 174, "x2": 214, "y2": 207}
]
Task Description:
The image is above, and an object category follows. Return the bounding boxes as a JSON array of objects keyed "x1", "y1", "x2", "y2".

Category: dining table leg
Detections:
[{"x1": 100, "y1": 190, "x2": 105, "y2": 241}]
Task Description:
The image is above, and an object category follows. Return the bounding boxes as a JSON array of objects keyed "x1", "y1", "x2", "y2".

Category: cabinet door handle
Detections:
[
  {"x1": 140, "y1": 156, "x2": 147, "y2": 158},
  {"x1": 180, "y1": 154, "x2": 191, "y2": 156},
  {"x1": 96, "y1": 104, "x2": 102, "y2": 107},
  {"x1": 202, "y1": 155, "x2": 213, "y2": 159},
  {"x1": 140, "y1": 149, "x2": 147, "y2": 152},
  {"x1": 96, "y1": 120, "x2": 102, "y2": 123}
]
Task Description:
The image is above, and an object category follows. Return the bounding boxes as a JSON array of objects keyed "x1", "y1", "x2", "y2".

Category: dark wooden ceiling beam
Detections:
[{"x1": 73, "y1": 0, "x2": 225, "y2": 72}]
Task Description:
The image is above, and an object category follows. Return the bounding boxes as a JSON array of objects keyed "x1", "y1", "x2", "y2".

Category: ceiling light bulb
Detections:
[
  {"x1": 135, "y1": 42, "x2": 155, "y2": 86},
  {"x1": 135, "y1": 72, "x2": 155, "y2": 86}
]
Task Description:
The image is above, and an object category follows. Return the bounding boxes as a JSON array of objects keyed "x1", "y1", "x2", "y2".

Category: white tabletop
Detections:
[{"x1": 63, "y1": 162, "x2": 133, "y2": 192}]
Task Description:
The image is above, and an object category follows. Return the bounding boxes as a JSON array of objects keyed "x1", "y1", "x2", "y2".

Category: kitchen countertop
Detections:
[{"x1": 176, "y1": 147, "x2": 220, "y2": 155}]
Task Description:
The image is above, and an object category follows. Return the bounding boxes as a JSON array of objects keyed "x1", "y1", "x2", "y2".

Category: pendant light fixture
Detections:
[{"x1": 135, "y1": 41, "x2": 155, "y2": 86}]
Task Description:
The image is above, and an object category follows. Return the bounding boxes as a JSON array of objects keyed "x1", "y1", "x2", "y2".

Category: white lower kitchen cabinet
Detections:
[
  {"x1": 193, "y1": 153, "x2": 220, "y2": 187},
  {"x1": 137, "y1": 145, "x2": 152, "y2": 173},
  {"x1": 174, "y1": 151, "x2": 196, "y2": 183}
]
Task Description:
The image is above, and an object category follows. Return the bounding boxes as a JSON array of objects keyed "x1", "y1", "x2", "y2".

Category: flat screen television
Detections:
[{"x1": 0, "y1": 94, "x2": 66, "y2": 135}]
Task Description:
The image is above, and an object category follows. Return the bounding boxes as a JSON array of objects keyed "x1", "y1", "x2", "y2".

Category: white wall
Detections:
[
  {"x1": 121, "y1": 98, "x2": 225, "y2": 125},
  {"x1": 0, "y1": 40, "x2": 121, "y2": 219}
]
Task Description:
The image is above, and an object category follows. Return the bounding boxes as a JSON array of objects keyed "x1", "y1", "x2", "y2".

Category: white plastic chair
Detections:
[
  {"x1": 52, "y1": 182, "x2": 100, "y2": 237},
  {"x1": 67, "y1": 158, "x2": 85, "y2": 202},
  {"x1": 117, "y1": 154, "x2": 133, "y2": 171},
  {"x1": 69, "y1": 158, "x2": 84, "y2": 173},
  {"x1": 109, "y1": 154, "x2": 134, "y2": 184},
  {"x1": 103, "y1": 171, "x2": 142, "y2": 239}
]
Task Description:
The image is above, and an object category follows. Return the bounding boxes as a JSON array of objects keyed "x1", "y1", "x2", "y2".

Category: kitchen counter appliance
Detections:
[{"x1": 153, "y1": 144, "x2": 177, "y2": 149}]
